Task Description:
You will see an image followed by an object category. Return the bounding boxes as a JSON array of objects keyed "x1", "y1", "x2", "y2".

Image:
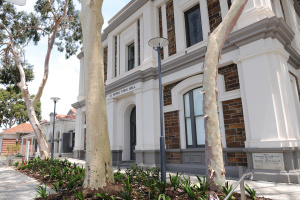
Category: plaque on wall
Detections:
[{"x1": 252, "y1": 153, "x2": 284, "y2": 170}]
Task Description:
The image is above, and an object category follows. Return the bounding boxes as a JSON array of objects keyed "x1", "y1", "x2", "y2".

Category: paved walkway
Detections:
[
  {"x1": 1, "y1": 157, "x2": 300, "y2": 199},
  {"x1": 65, "y1": 157, "x2": 300, "y2": 200},
  {"x1": 0, "y1": 159, "x2": 53, "y2": 200}
]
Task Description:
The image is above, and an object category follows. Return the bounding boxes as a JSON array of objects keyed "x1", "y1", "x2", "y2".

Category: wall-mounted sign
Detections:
[
  {"x1": 109, "y1": 84, "x2": 137, "y2": 98},
  {"x1": 252, "y1": 153, "x2": 284, "y2": 170}
]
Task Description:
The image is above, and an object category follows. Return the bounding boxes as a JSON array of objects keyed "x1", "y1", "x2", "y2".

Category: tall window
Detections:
[
  {"x1": 128, "y1": 43, "x2": 135, "y2": 71},
  {"x1": 185, "y1": 4, "x2": 203, "y2": 47},
  {"x1": 184, "y1": 87, "x2": 205, "y2": 148}
]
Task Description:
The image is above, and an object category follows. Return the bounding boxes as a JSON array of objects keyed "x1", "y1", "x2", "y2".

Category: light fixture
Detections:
[
  {"x1": 50, "y1": 97, "x2": 60, "y2": 161},
  {"x1": 148, "y1": 37, "x2": 169, "y2": 182}
]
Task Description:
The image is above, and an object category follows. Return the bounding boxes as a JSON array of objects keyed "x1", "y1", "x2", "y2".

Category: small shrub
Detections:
[
  {"x1": 155, "y1": 194, "x2": 171, "y2": 200},
  {"x1": 220, "y1": 181, "x2": 236, "y2": 200},
  {"x1": 120, "y1": 177, "x2": 132, "y2": 200},
  {"x1": 184, "y1": 183, "x2": 196, "y2": 200},
  {"x1": 146, "y1": 179, "x2": 157, "y2": 199},
  {"x1": 114, "y1": 168, "x2": 126, "y2": 182},
  {"x1": 169, "y1": 172, "x2": 182, "y2": 190},
  {"x1": 245, "y1": 184, "x2": 256, "y2": 200},
  {"x1": 194, "y1": 175, "x2": 210, "y2": 196},
  {"x1": 36, "y1": 185, "x2": 47, "y2": 200},
  {"x1": 18, "y1": 164, "x2": 32, "y2": 170},
  {"x1": 39, "y1": 169, "x2": 45, "y2": 178},
  {"x1": 51, "y1": 181, "x2": 61, "y2": 193},
  {"x1": 95, "y1": 192, "x2": 115, "y2": 200},
  {"x1": 73, "y1": 189, "x2": 84, "y2": 200},
  {"x1": 154, "y1": 179, "x2": 167, "y2": 194},
  {"x1": 13, "y1": 161, "x2": 19, "y2": 167}
]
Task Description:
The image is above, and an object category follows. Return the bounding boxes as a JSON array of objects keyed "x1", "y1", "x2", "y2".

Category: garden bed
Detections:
[{"x1": 14, "y1": 158, "x2": 272, "y2": 200}]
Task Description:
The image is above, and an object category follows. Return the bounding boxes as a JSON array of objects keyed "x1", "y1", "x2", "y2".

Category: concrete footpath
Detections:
[{"x1": 0, "y1": 159, "x2": 53, "y2": 200}]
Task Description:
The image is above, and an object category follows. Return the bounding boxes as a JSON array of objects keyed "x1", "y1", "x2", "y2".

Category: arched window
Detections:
[{"x1": 184, "y1": 87, "x2": 205, "y2": 148}]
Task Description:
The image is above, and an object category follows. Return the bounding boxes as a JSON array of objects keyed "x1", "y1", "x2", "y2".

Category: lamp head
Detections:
[
  {"x1": 50, "y1": 97, "x2": 60, "y2": 102},
  {"x1": 148, "y1": 37, "x2": 169, "y2": 48}
]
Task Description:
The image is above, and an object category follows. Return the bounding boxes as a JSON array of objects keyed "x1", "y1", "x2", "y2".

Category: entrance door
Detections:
[{"x1": 130, "y1": 107, "x2": 136, "y2": 160}]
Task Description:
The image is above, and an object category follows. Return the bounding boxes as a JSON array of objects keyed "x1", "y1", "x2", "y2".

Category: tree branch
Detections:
[
  {"x1": 0, "y1": 22, "x2": 14, "y2": 42},
  {"x1": 15, "y1": 26, "x2": 50, "y2": 39},
  {"x1": 58, "y1": 0, "x2": 69, "y2": 24},
  {"x1": 47, "y1": 0, "x2": 57, "y2": 21},
  {"x1": 32, "y1": 0, "x2": 69, "y2": 107}
]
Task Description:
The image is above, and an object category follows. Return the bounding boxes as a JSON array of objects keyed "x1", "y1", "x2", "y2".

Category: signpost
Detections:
[{"x1": 4, "y1": 0, "x2": 26, "y2": 6}]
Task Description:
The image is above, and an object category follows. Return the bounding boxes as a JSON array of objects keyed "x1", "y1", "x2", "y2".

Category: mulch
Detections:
[{"x1": 15, "y1": 167, "x2": 272, "y2": 200}]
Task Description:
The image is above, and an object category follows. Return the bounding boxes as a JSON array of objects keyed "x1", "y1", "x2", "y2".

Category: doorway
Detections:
[{"x1": 130, "y1": 107, "x2": 136, "y2": 160}]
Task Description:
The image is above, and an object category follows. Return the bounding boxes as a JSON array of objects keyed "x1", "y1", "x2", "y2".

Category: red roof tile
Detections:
[
  {"x1": 56, "y1": 114, "x2": 76, "y2": 120},
  {"x1": 1, "y1": 123, "x2": 33, "y2": 134},
  {"x1": 39, "y1": 120, "x2": 49, "y2": 125}
]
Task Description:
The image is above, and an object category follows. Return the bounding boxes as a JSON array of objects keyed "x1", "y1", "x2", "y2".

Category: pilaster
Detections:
[
  {"x1": 236, "y1": 39, "x2": 300, "y2": 148},
  {"x1": 236, "y1": 0, "x2": 274, "y2": 29},
  {"x1": 143, "y1": 2, "x2": 157, "y2": 63}
]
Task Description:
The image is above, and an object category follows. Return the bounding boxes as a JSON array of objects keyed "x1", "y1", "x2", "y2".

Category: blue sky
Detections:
[{"x1": 1, "y1": 0, "x2": 131, "y2": 125}]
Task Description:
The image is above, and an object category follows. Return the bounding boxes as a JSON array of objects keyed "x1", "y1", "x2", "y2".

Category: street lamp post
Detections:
[
  {"x1": 50, "y1": 97, "x2": 60, "y2": 161},
  {"x1": 148, "y1": 37, "x2": 169, "y2": 182}
]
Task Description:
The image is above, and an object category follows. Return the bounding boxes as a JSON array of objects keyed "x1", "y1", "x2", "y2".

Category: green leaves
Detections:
[
  {"x1": 245, "y1": 184, "x2": 256, "y2": 200},
  {"x1": 0, "y1": 87, "x2": 41, "y2": 129}
]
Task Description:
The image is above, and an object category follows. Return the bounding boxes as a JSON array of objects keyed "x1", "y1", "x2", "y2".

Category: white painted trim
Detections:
[
  {"x1": 220, "y1": 0, "x2": 229, "y2": 20},
  {"x1": 199, "y1": 0, "x2": 210, "y2": 39},
  {"x1": 219, "y1": 89, "x2": 242, "y2": 101}
]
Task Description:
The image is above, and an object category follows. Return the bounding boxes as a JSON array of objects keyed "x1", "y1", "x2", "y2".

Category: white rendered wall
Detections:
[{"x1": 237, "y1": 38, "x2": 300, "y2": 148}]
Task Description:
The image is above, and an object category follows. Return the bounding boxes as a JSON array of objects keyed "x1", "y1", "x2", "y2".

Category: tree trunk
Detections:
[
  {"x1": 14, "y1": 57, "x2": 49, "y2": 159},
  {"x1": 80, "y1": 0, "x2": 114, "y2": 189},
  {"x1": 203, "y1": 0, "x2": 248, "y2": 190}
]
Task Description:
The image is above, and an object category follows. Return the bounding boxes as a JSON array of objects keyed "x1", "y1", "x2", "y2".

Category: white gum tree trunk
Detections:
[
  {"x1": 203, "y1": 0, "x2": 248, "y2": 190},
  {"x1": 80, "y1": 0, "x2": 114, "y2": 189}
]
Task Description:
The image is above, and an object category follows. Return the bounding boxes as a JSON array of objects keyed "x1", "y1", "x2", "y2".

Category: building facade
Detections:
[
  {"x1": 42, "y1": 109, "x2": 76, "y2": 158},
  {"x1": 73, "y1": 0, "x2": 300, "y2": 183}
]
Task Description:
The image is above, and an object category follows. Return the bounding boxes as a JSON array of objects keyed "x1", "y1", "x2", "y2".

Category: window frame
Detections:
[
  {"x1": 184, "y1": 4, "x2": 203, "y2": 48},
  {"x1": 183, "y1": 87, "x2": 205, "y2": 148},
  {"x1": 128, "y1": 42, "x2": 135, "y2": 71}
]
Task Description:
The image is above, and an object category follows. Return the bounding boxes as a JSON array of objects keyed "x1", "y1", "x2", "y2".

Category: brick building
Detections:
[
  {"x1": 72, "y1": 0, "x2": 300, "y2": 183},
  {"x1": 0, "y1": 123, "x2": 36, "y2": 157}
]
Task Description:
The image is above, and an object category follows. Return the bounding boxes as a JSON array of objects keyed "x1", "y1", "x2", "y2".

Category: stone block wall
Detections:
[
  {"x1": 103, "y1": 46, "x2": 108, "y2": 83},
  {"x1": 159, "y1": 7, "x2": 164, "y2": 60},
  {"x1": 222, "y1": 98, "x2": 247, "y2": 166},
  {"x1": 227, "y1": 152, "x2": 247, "y2": 166},
  {"x1": 166, "y1": 152, "x2": 181, "y2": 164},
  {"x1": 163, "y1": 81, "x2": 181, "y2": 106},
  {"x1": 115, "y1": 36, "x2": 117, "y2": 77},
  {"x1": 138, "y1": 19, "x2": 141, "y2": 66},
  {"x1": 166, "y1": 0, "x2": 177, "y2": 56},
  {"x1": 219, "y1": 64, "x2": 240, "y2": 91},
  {"x1": 207, "y1": 0, "x2": 222, "y2": 32},
  {"x1": 164, "y1": 111, "x2": 181, "y2": 164}
]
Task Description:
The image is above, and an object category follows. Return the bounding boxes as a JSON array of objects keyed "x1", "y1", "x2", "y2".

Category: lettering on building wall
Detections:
[
  {"x1": 252, "y1": 153, "x2": 284, "y2": 170},
  {"x1": 109, "y1": 85, "x2": 137, "y2": 98}
]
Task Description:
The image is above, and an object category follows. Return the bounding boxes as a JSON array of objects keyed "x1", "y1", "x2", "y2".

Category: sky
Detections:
[{"x1": 0, "y1": 0, "x2": 131, "y2": 130}]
